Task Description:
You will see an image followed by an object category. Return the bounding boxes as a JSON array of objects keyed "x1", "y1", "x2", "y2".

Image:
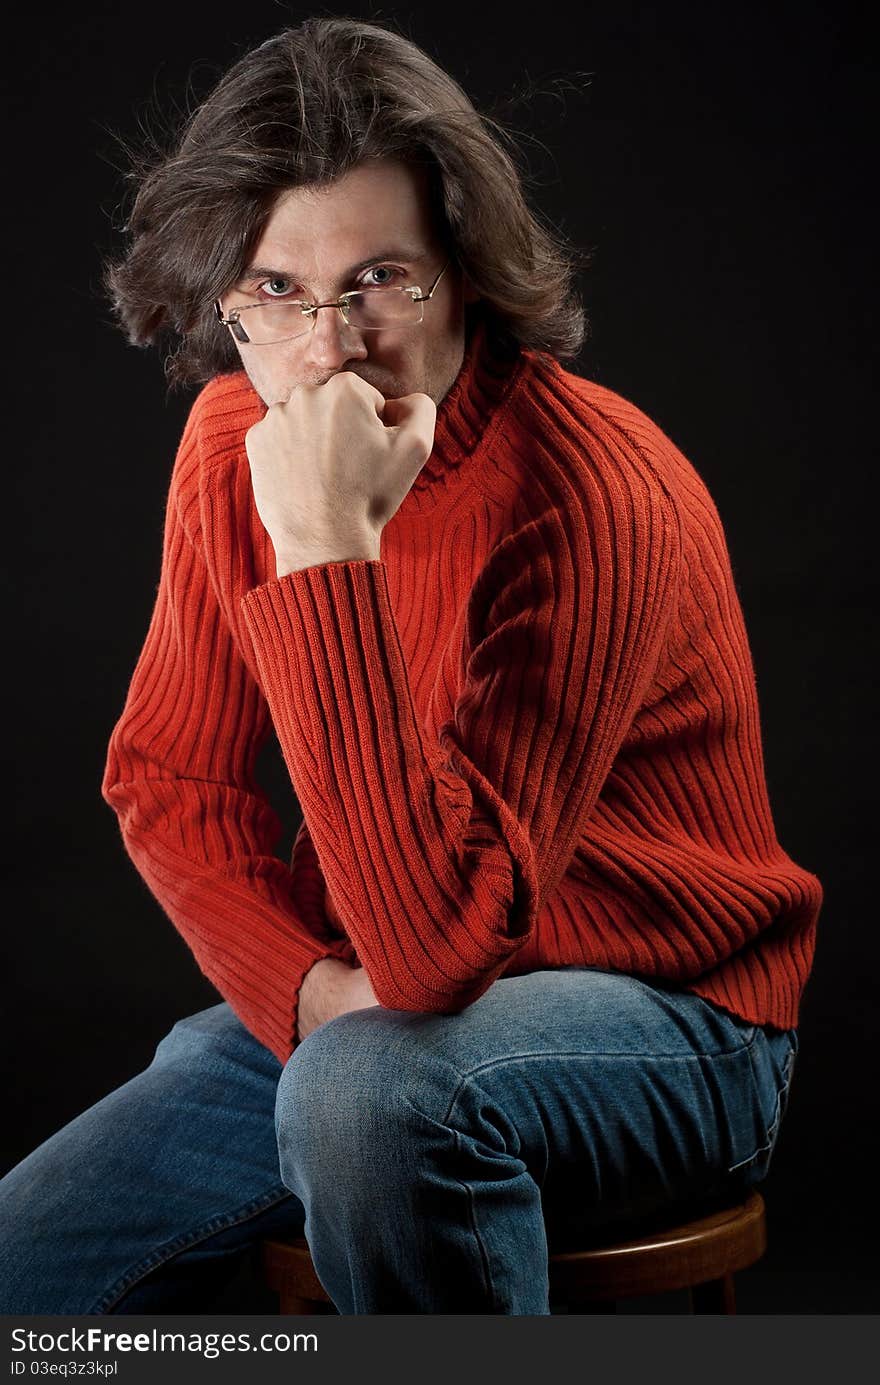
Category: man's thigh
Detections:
[
  {"x1": 286, "y1": 966, "x2": 797, "y2": 1242},
  {"x1": 0, "y1": 1002, "x2": 303, "y2": 1314}
]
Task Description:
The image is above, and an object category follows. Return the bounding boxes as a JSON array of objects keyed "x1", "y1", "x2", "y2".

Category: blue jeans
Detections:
[{"x1": 0, "y1": 967, "x2": 798, "y2": 1314}]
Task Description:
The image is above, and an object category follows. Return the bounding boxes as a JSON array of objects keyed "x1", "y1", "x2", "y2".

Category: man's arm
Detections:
[{"x1": 101, "y1": 388, "x2": 367, "y2": 1063}]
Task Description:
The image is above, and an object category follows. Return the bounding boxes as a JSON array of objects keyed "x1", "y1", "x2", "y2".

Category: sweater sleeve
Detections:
[
  {"x1": 238, "y1": 454, "x2": 682, "y2": 1013},
  {"x1": 101, "y1": 396, "x2": 354, "y2": 1064}
]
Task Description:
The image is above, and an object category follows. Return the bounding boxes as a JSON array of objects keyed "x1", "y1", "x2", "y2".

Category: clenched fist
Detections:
[{"x1": 244, "y1": 372, "x2": 437, "y2": 566}]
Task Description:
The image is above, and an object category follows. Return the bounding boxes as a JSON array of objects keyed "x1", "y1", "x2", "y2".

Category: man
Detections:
[{"x1": 0, "y1": 17, "x2": 821, "y2": 1314}]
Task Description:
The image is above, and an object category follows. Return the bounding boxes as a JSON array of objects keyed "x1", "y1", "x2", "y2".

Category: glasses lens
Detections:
[
  {"x1": 239, "y1": 303, "x2": 312, "y2": 345},
  {"x1": 345, "y1": 289, "x2": 423, "y2": 332}
]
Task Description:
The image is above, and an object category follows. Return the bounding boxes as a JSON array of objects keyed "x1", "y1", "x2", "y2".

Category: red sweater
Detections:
[{"x1": 102, "y1": 317, "x2": 823, "y2": 1064}]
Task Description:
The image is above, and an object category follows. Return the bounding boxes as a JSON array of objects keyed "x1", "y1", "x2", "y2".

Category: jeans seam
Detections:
[
  {"x1": 451, "y1": 1128, "x2": 500, "y2": 1312},
  {"x1": 439, "y1": 1041, "x2": 757, "y2": 1122},
  {"x1": 88, "y1": 1185, "x2": 294, "y2": 1314}
]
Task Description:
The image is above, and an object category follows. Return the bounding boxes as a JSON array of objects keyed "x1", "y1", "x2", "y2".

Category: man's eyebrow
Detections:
[{"x1": 236, "y1": 247, "x2": 429, "y2": 285}]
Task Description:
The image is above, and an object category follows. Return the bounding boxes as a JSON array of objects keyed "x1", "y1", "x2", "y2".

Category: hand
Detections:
[
  {"x1": 244, "y1": 373, "x2": 437, "y2": 561},
  {"x1": 297, "y1": 957, "x2": 381, "y2": 1043}
]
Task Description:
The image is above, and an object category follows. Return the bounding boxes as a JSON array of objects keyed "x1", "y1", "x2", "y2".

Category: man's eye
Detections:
[
  {"x1": 362, "y1": 265, "x2": 400, "y2": 287},
  {"x1": 260, "y1": 277, "x2": 296, "y2": 298}
]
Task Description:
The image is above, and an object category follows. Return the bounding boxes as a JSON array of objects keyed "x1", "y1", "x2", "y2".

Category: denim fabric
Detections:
[{"x1": 0, "y1": 967, "x2": 798, "y2": 1315}]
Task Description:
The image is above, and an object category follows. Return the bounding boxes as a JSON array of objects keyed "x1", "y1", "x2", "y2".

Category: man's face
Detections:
[{"x1": 218, "y1": 158, "x2": 474, "y2": 408}]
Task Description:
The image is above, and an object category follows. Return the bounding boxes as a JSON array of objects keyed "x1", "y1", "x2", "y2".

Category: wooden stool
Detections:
[{"x1": 262, "y1": 1188, "x2": 767, "y2": 1314}]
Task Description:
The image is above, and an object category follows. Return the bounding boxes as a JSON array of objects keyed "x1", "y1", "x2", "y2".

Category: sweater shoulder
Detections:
[
  {"x1": 525, "y1": 356, "x2": 698, "y2": 483},
  {"x1": 515, "y1": 355, "x2": 725, "y2": 535},
  {"x1": 167, "y1": 372, "x2": 262, "y2": 536},
  {"x1": 506, "y1": 355, "x2": 692, "y2": 529},
  {"x1": 186, "y1": 370, "x2": 264, "y2": 458},
  {"x1": 171, "y1": 370, "x2": 263, "y2": 483}
]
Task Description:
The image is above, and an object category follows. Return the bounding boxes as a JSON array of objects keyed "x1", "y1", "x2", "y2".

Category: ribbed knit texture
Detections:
[{"x1": 102, "y1": 314, "x2": 823, "y2": 1063}]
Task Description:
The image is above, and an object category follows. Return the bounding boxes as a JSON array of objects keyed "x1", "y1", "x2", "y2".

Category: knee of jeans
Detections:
[
  {"x1": 274, "y1": 1008, "x2": 457, "y2": 1170},
  {"x1": 151, "y1": 1003, "x2": 249, "y2": 1066}
]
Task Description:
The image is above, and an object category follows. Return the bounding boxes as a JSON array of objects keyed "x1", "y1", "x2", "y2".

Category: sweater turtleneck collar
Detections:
[{"x1": 403, "y1": 310, "x2": 526, "y2": 512}]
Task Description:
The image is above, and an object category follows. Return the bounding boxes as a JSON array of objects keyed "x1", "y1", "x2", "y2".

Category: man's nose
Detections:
[{"x1": 302, "y1": 304, "x2": 369, "y2": 371}]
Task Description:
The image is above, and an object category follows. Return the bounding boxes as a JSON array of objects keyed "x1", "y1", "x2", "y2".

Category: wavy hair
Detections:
[{"x1": 104, "y1": 16, "x2": 590, "y2": 388}]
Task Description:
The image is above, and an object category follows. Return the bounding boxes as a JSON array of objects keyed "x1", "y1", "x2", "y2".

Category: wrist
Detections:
[
  {"x1": 275, "y1": 531, "x2": 381, "y2": 577},
  {"x1": 297, "y1": 956, "x2": 351, "y2": 1042}
]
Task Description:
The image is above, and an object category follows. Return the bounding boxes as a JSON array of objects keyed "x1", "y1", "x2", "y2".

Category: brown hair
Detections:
[{"x1": 104, "y1": 15, "x2": 589, "y2": 389}]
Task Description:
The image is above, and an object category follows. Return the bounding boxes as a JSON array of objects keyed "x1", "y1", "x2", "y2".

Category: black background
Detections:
[{"x1": 3, "y1": 0, "x2": 875, "y2": 1312}]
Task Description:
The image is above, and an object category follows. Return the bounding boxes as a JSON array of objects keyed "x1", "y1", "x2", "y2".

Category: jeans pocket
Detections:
[
  {"x1": 728, "y1": 1028, "x2": 799, "y2": 1183},
  {"x1": 764, "y1": 1035, "x2": 797, "y2": 1151}
]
